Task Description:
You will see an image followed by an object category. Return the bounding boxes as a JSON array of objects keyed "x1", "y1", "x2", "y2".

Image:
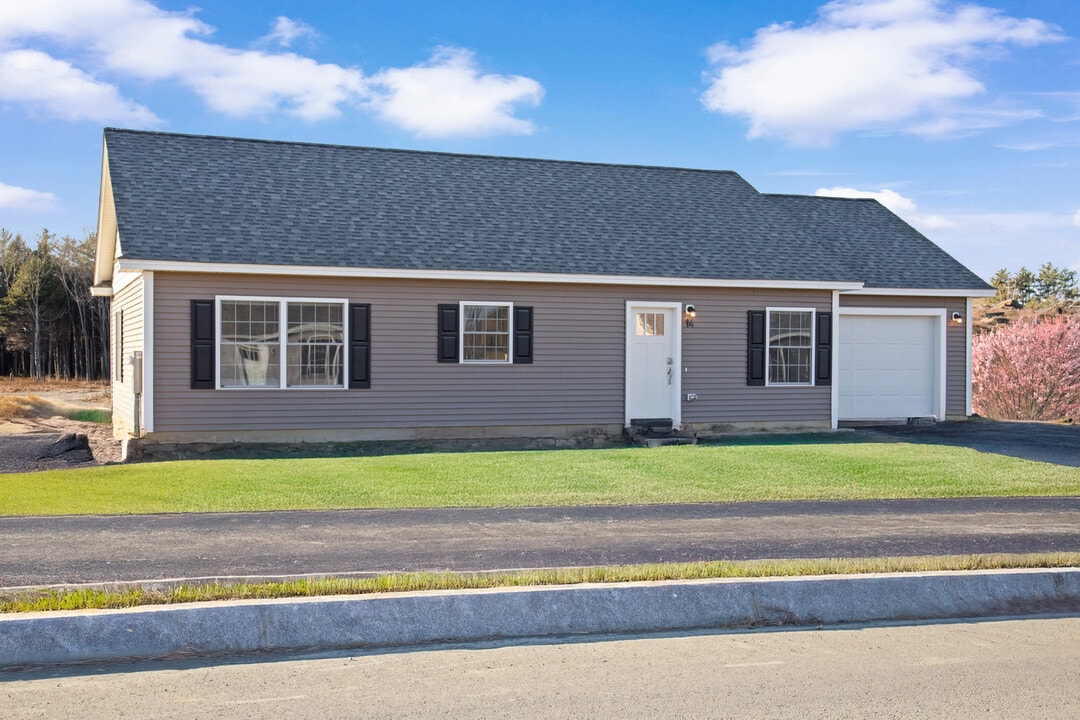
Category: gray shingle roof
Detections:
[{"x1": 104, "y1": 128, "x2": 989, "y2": 290}]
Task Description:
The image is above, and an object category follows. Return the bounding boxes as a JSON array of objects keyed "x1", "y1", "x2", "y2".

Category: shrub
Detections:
[{"x1": 972, "y1": 317, "x2": 1080, "y2": 421}]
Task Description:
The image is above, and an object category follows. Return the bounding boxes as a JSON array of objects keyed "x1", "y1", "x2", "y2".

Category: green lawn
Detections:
[{"x1": 3, "y1": 439, "x2": 1080, "y2": 516}]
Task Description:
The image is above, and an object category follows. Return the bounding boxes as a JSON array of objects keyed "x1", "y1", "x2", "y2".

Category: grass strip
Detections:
[
  {"x1": 63, "y1": 409, "x2": 111, "y2": 424},
  {"x1": 0, "y1": 394, "x2": 110, "y2": 424},
  {"x1": 4, "y1": 553, "x2": 1077, "y2": 614},
  {"x1": 5, "y1": 442, "x2": 1080, "y2": 515}
]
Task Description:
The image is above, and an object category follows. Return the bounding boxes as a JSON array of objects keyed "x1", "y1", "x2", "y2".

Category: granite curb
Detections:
[{"x1": 3, "y1": 568, "x2": 1079, "y2": 669}]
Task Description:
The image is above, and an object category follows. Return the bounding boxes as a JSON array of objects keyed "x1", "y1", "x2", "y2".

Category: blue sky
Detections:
[{"x1": 0, "y1": 0, "x2": 1077, "y2": 281}]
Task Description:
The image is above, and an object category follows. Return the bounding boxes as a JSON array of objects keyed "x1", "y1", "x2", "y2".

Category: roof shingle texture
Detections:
[{"x1": 105, "y1": 129, "x2": 989, "y2": 290}]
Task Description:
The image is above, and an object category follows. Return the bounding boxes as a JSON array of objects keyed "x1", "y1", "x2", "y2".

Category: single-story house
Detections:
[{"x1": 92, "y1": 128, "x2": 993, "y2": 454}]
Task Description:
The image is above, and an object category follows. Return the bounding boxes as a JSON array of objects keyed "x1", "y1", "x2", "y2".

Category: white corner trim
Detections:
[
  {"x1": 842, "y1": 287, "x2": 995, "y2": 298},
  {"x1": 965, "y1": 296, "x2": 973, "y2": 417},
  {"x1": 830, "y1": 291, "x2": 839, "y2": 430},
  {"x1": 142, "y1": 272, "x2": 154, "y2": 434},
  {"x1": 116, "y1": 258, "x2": 866, "y2": 292}
]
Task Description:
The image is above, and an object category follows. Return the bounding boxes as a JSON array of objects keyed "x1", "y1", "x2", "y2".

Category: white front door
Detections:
[{"x1": 625, "y1": 303, "x2": 681, "y2": 425}]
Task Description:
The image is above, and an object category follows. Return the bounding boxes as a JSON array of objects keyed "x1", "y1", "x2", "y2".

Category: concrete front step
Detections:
[{"x1": 641, "y1": 436, "x2": 698, "y2": 448}]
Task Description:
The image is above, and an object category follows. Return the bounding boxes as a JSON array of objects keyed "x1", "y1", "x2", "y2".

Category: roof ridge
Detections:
[
  {"x1": 103, "y1": 127, "x2": 747, "y2": 178},
  {"x1": 765, "y1": 193, "x2": 879, "y2": 202}
]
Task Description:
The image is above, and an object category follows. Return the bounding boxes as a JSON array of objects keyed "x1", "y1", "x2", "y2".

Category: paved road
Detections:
[
  {"x1": 5, "y1": 616, "x2": 1080, "y2": 718},
  {"x1": 3, "y1": 497, "x2": 1079, "y2": 588}
]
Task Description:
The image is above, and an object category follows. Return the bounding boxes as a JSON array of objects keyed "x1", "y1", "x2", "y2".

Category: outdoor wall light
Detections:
[
  {"x1": 951, "y1": 311, "x2": 964, "y2": 324},
  {"x1": 684, "y1": 304, "x2": 697, "y2": 327}
]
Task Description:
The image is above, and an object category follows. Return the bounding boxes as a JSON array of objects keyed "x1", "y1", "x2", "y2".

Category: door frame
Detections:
[
  {"x1": 836, "y1": 307, "x2": 947, "y2": 422},
  {"x1": 624, "y1": 301, "x2": 683, "y2": 429}
]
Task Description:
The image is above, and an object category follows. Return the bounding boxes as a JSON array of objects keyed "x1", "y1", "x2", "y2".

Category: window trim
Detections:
[
  {"x1": 215, "y1": 295, "x2": 349, "y2": 390},
  {"x1": 764, "y1": 306, "x2": 816, "y2": 387},
  {"x1": 114, "y1": 308, "x2": 124, "y2": 382},
  {"x1": 458, "y1": 301, "x2": 514, "y2": 364}
]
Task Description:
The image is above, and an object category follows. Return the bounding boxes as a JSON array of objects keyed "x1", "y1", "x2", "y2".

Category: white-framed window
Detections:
[
  {"x1": 766, "y1": 307, "x2": 814, "y2": 386},
  {"x1": 460, "y1": 301, "x2": 512, "y2": 363},
  {"x1": 217, "y1": 296, "x2": 347, "y2": 389}
]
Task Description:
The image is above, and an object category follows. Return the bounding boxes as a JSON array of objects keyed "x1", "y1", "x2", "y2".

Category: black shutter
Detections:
[
  {"x1": 349, "y1": 303, "x2": 371, "y2": 389},
  {"x1": 191, "y1": 300, "x2": 214, "y2": 389},
  {"x1": 747, "y1": 310, "x2": 766, "y2": 386},
  {"x1": 815, "y1": 312, "x2": 832, "y2": 386},
  {"x1": 513, "y1": 306, "x2": 533, "y2": 364},
  {"x1": 437, "y1": 304, "x2": 458, "y2": 362}
]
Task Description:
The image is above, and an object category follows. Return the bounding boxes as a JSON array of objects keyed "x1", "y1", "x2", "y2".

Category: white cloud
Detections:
[
  {"x1": 816, "y1": 186, "x2": 917, "y2": 215},
  {"x1": 0, "y1": 181, "x2": 57, "y2": 210},
  {"x1": 0, "y1": 49, "x2": 159, "y2": 124},
  {"x1": 367, "y1": 47, "x2": 544, "y2": 137},
  {"x1": 702, "y1": 0, "x2": 1065, "y2": 145},
  {"x1": 0, "y1": 0, "x2": 542, "y2": 135},
  {"x1": 815, "y1": 185, "x2": 1080, "y2": 279},
  {"x1": 258, "y1": 17, "x2": 318, "y2": 48}
]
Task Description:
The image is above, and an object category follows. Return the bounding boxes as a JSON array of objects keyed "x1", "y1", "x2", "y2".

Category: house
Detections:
[{"x1": 91, "y1": 128, "x2": 993, "y2": 455}]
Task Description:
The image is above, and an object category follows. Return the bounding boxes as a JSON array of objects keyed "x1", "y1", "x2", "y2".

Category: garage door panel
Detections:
[{"x1": 839, "y1": 315, "x2": 939, "y2": 420}]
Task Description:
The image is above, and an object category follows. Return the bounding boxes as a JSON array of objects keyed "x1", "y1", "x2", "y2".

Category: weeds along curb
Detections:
[{"x1": 4, "y1": 568, "x2": 1080, "y2": 669}]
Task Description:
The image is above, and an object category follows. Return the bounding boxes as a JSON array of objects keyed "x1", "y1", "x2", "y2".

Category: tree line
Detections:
[
  {"x1": 0, "y1": 228, "x2": 110, "y2": 380},
  {"x1": 989, "y1": 262, "x2": 1078, "y2": 309}
]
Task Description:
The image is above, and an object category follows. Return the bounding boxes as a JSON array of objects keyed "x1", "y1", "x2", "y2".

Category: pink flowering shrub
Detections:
[{"x1": 972, "y1": 317, "x2": 1080, "y2": 421}]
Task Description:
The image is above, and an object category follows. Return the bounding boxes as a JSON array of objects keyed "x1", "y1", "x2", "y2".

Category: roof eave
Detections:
[
  {"x1": 842, "y1": 287, "x2": 996, "y2": 298},
  {"x1": 114, "y1": 258, "x2": 868, "y2": 292},
  {"x1": 93, "y1": 137, "x2": 118, "y2": 289}
]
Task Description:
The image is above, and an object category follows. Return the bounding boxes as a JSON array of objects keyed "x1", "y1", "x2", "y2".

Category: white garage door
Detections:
[{"x1": 838, "y1": 314, "x2": 940, "y2": 420}]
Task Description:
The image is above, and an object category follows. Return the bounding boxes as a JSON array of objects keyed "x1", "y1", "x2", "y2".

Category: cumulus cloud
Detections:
[
  {"x1": 367, "y1": 47, "x2": 543, "y2": 137},
  {"x1": 258, "y1": 17, "x2": 318, "y2": 48},
  {"x1": 702, "y1": 0, "x2": 1065, "y2": 145},
  {"x1": 0, "y1": 0, "x2": 542, "y2": 134},
  {"x1": 0, "y1": 181, "x2": 57, "y2": 210},
  {"x1": 0, "y1": 49, "x2": 159, "y2": 124}
]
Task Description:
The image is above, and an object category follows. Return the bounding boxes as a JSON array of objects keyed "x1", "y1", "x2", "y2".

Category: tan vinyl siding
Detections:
[
  {"x1": 111, "y1": 274, "x2": 144, "y2": 435},
  {"x1": 150, "y1": 273, "x2": 833, "y2": 434},
  {"x1": 838, "y1": 294, "x2": 969, "y2": 417}
]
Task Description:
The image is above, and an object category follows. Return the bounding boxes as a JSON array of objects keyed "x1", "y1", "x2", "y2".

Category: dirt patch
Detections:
[{"x1": 0, "y1": 382, "x2": 120, "y2": 474}]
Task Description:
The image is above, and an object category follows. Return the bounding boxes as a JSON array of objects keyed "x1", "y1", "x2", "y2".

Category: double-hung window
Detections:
[
  {"x1": 460, "y1": 302, "x2": 512, "y2": 363},
  {"x1": 437, "y1": 302, "x2": 533, "y2": 365},
  {"x1": 766, "y1": 308, "x2": 814, "y2": 385},
  {"x1": 218, "y1": 297, "x2": 346, "y2": 388}
]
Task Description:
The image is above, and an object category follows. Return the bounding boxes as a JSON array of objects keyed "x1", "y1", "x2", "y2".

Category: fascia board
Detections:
[
  {"x1": 115, "y1": 259, "x2": 866, "y2": 292},
  {"x1": 842, "y1": 287, "x2": 995, "y2": 298}
]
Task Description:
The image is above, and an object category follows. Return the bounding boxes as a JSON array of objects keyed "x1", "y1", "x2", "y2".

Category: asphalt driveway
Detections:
[{"x1": 855, "y1": 420, "x2": 1080, "y2": 467}]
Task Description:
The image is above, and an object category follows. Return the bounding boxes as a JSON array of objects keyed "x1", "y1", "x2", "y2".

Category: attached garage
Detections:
[{"x1": 837, "y1": 310, "x2": 945, "y2": 421}]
